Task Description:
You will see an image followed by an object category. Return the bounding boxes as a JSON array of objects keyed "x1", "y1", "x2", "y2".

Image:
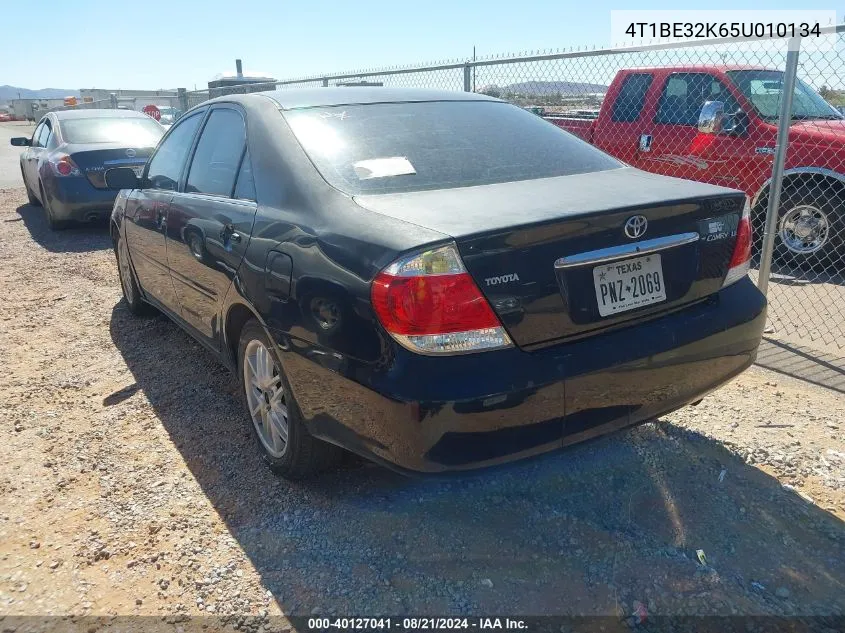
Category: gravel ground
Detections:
[{"x1": 0, "y1": 187, "x2": 843, "y2": 626}]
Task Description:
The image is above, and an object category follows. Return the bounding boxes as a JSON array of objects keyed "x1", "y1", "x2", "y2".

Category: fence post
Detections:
[
  {"x1": 109, "y1": 93, "x2": 118, "y2": 109},
  {"x1": 322, "y1": 78, "x2": 329, "y2": 87},
  {"x1": 757, "y1": 37, "x2": 801, "y2": 296},
  {"x1": 463, "y1": 64, "x2": 472, "y2": 92},
  {"x1": 177, "y1": 88, "x2": 188, "y2": 112}
]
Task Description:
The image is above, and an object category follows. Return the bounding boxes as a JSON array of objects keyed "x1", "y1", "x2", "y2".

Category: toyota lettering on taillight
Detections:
[{"x1": 371, "y1": 244, "x2": 513, "y2": 355}]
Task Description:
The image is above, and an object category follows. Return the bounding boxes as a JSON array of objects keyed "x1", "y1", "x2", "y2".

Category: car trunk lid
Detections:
[
  {"x1": 65, "y1": 143, "x2": 154, "y2": 189},
  {"x1": 354, "y1": 167, "x2": 747, "y2": 348}
]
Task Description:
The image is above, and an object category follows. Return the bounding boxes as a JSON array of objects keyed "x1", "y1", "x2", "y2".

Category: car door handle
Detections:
[{"x1": 156, "y1": 208, "x2": 166, "y2": 229}]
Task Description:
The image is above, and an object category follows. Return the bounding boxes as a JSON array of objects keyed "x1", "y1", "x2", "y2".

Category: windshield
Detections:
[
  {"x1": 284, "y1": 101, "x2": 622, "y2": 195},
  {"x1": 726, "y1": 70, "x2": 843, "y2": 121},
  {"x1": 61, "y1": 117, "x2": 165, "y2": 145}
]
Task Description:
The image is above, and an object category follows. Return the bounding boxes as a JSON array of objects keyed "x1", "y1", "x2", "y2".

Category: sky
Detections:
[{"x1": 0, "y1": 0, "x2": 840, "y2": 91}]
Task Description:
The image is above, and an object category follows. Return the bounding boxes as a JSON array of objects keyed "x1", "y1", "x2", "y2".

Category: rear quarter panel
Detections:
[{"x1": 221, "y1": 97, "x2": 452, "y2": 371}]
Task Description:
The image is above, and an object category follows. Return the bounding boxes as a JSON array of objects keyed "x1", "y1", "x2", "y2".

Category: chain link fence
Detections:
[
  {"x1": 48, "y1": 98, "x2": 114, "y2": 112},
  {"x1": 179, "y1": 23, "x2": 843, "y2": 351},
  {"x1": 48, "y1": 94, "x2": 185, "y2": 125}
]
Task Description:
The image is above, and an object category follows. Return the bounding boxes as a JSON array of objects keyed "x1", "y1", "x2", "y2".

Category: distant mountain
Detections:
[
  {"x1": 504, "y1": 80, "x2": 607, "y2": 95},
  {"x1": 0, "y1": 85, "x2": 80, "y2": 102}
]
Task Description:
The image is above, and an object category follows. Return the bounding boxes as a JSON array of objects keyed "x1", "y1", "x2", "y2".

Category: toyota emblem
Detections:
[
  {"x1": 125, "y1": 149, "x2": 136, "y2": 158},
  {"x1": 624, "y1": 215, "x2": 648, "y2": 239}
]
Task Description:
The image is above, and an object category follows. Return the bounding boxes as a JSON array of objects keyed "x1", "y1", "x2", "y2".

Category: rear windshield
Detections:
[
  {"x1": 284, "y1": 101, "x2": 622, "y2": 194},
  {"x1": 61, "y1": 117, "x2": 165, "y2": 146}
]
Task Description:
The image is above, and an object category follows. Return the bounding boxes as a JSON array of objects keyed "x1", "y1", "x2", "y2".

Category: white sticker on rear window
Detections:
[{"x1": 353, "y1": 157, "x2": 416, "y2": 180}]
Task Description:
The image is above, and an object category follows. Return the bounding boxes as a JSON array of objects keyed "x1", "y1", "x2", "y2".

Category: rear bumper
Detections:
[
  {"x1": 279, "y1": 277, "x2": 766, "y2": 474},
  {"x1": 43, "y1": 177, "x2": 117, "y2": 222}
]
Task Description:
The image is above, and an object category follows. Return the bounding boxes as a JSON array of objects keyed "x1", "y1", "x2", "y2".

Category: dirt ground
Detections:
[{"x1": 0, "y1": 186, "x2": 843, "y2": 628}]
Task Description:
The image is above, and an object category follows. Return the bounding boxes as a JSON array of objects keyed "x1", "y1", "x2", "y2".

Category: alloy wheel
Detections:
[{"x1": 243, "y1": 339, "x2": 289, "y2": 458}]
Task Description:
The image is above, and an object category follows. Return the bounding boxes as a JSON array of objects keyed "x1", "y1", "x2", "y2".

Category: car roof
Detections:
[
  {"x1": 255, "y1": 87, "x2": 499, "y2": 110},
  {"x1": 51, "y1": 108, "x2": 153, "y2": 121}
]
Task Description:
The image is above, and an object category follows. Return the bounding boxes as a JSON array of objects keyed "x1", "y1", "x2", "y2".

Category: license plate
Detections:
[
  {"x1": 131, "y1": 165, "x2": 144, "y2": 177},
  {"x1": 593, "y1": 254, "x2": 666, "y2": 317}
]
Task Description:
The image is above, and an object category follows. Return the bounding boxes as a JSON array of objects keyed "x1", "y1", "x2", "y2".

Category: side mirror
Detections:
[
  {"x1": 698, "y1": 101, "x2": 725, "y2": 134},
  {"x1": 10, "y1": 137, "x2": 31, "y2": 147},
  {"x1": 722, "y1": 109, "x2": 748, "y2": 135},
  {"x1": 104, "y1": 167, "x2": 140, "y2": 190}
]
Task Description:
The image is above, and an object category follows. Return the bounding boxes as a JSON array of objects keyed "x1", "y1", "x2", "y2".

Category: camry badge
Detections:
[{"x1": 624, "y1": 215, "x2": 648, "y2": 239}]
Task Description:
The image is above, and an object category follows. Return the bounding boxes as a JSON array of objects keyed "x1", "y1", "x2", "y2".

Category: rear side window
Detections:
[
  {"x1": 46, "y1": 127, "x2": 59, "y2": 150},
  {"x1": 186, "y1": 109, "x2": 246, "y2": 197},
  {"x1": 32, "y1": 122, "x2": 45, "y2": 146},
  {"x1": 655, "y1": 73, "x2": 740, "y2": 125},
  {"x1": 611, "y1": 73, "x2": 653, "y2": 122},
  {"x1": 285, "y1": 101, "x2": 622, "y2": 195},
  {"x1": 36, "y1": 122, "x2": 51, "y2": 147},
  {"x1": 40, "y1": 123, "x2": 51, "y2": 147},
  {"x1": 233, "y1": 150, "x2": 256, "y2": 201},
  {"x1": 146, "y1": 112, "x2": 203, "y2": 191}
]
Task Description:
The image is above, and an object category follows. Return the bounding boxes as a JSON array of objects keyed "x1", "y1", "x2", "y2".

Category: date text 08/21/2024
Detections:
[{"x1": 306, "y1": 618, "x2": 529, "y2": 631}]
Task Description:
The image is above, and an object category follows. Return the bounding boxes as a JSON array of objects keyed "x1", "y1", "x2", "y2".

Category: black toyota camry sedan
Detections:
[
  {"x1": 105, "y1": 88, "x2": 766, "y2": 478},
  {"x1": 11, "y1": 109, "x2": 164, "y2": 229}
]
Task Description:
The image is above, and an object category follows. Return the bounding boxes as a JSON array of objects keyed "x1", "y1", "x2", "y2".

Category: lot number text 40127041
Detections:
[{"x1": 307, "y1": 618, "x2": 529, "y2": 631}]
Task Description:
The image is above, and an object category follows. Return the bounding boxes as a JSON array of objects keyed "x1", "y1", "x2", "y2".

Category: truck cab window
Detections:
[
  {"x1": 655, "y1": 73, "x2": 740, "y2": 126},
  {"x1": 611, "y1": 73, "x2": 653, "y2": 122}
]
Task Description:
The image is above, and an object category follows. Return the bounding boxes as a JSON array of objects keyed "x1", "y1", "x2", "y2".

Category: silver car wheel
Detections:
[
  {"x1": 243, "y1": 339, "x2": 289, "y2": 458},
  {"x1": 778, "y1": 204, "x2": 830, "y2": 255}
]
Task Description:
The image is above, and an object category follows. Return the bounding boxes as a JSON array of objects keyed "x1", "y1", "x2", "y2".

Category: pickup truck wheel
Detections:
[
  {"x1": 773, "y1": 186, "x2": 843, "y2": 271},
  {"x1": 238, "y1": 320, "x2": 341, "y2": 479}
]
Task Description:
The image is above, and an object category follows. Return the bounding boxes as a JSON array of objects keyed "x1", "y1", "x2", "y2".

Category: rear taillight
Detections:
[
  {"x1": 371, "y1": 244, "x2": 513, "y2": 355},
  {"x1": 722, "y1": 199, "x2": 752, "y2": 287},
  {"x1": 49, "y1": 154, "x2": 81, "y2": 177}
]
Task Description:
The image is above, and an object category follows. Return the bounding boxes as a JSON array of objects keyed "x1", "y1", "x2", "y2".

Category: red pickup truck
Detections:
[{"x1": 546, "y1": 66, "x2": 845, "y2": 267}]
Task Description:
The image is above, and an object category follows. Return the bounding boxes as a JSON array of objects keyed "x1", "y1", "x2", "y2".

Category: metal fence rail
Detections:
[
  {"x1": 112, "y1": 25, "x2": 845, "y2": 349},
  {"x1": 49, "y1": 93, "x2": 185, "y2": 123}
]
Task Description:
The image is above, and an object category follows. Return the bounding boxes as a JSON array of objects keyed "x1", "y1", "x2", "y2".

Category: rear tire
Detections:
[
  {"x1": 237, "y1": 319, "x2": 341, "y2": 479},
  {"x1": 114, "y1": 231, "x2": 155, "y2": 316},
  {"x1": 22, "y1": 168, "x2": 40, "y2": 206},
  {"x1": 40, "y1": 183, "x2": 70, "y2": 231}
]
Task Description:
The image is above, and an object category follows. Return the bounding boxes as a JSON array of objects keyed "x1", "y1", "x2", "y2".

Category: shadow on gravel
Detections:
[
  {"x1": 109, "y1": 303, "x2": 845, "y2": 617},
  {"x1": 750, "y1": 259, "x2": 845, "y2": 288},
  {"x1": 757, "y1": 338, "x2": 845, "y2": 395},
  {"x1": 15, "y1": 203, "x2": 111, "y2": 253}
]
